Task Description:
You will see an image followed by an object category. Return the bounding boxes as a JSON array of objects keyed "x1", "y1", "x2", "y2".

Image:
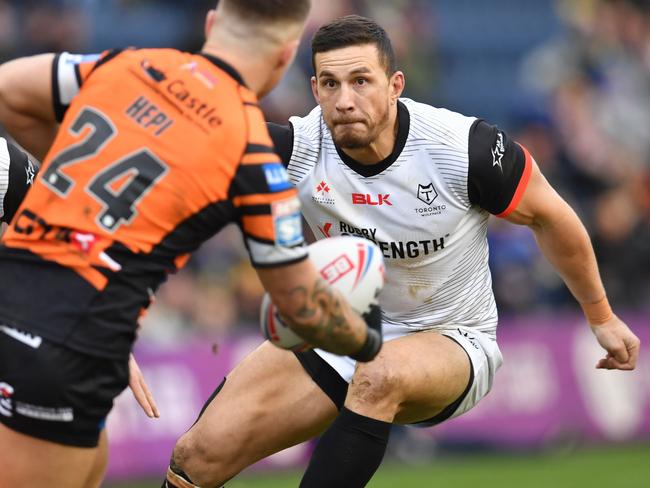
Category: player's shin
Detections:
[
  {"x1": 164, "y1": 465, "x2": 217, "y2": 488},
  {"x1": 163, "y1": 378, "x2": 228, "y2": 488},
  {"x1": 299, "y1": 406, "x2": 391, "y2": 488}
]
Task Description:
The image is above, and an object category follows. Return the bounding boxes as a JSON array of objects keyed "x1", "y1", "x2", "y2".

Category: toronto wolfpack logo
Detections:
[{"x1": 417, "y1": 183, "x2": 438, "y2": 205}]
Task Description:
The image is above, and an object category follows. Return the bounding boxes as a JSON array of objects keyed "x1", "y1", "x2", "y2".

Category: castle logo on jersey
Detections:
[
  {"x1": 0, "y1": 382, "x2": 14, "y2": 417},
  {"x1": 414, "y1": 183, "x2": 446, "y2": 217},
  {"x1": 312, "y1": 180, "x2": 335, "y2": 205},
  {"x1": 140, "y1": 59, "x2": 167, "y2": 83},
  {"x1": 417, "y1": 183, "x2": 438, "y2": 205}
]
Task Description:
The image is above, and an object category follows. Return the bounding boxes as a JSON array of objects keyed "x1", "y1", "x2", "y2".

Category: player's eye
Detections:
[
  {"x1": 356, "y1": 78, "x2": 367, "y2": 86},
  {"x1": 323, "y1": 79, "x2": 337, "y2": 88}
]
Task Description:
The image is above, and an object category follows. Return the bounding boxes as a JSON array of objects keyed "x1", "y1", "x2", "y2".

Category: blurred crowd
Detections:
[{"x1": 0, "y1": 0, "x2": 648, "y2": 344}]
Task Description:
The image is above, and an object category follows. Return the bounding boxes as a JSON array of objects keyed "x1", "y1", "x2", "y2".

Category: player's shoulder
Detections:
[
  {"x1": 401, "y1": 98, "x2": 476, "y2": 149},
  {"x1": 288, "y1": 105, "x2": 324, "y2": 140}
]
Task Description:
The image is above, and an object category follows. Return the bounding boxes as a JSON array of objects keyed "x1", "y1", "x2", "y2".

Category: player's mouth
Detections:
[{"x1": 334, "y1": 119, "x2": 365, "y2": 126}]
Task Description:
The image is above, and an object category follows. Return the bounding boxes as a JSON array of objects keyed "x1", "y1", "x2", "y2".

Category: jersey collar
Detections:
[
  {"x1": 334, "y1": 100, "x2": 410, "y2": 178},
  {"x1": 198, "y1": 52, "x2": 248, "y2": 87}
]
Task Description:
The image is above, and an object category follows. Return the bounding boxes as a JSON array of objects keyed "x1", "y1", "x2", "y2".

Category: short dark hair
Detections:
[
  {"x1": 222, "y1": 0, "x2": 311, "y2": 23},
  {"x1": 311, "y1": 15, "x2": 397, "y2": 76}
]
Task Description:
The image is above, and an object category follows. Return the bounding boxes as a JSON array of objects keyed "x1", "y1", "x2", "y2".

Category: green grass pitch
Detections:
[{"x1": 107, "y1": 443, "x2": 650, "y2": 488}]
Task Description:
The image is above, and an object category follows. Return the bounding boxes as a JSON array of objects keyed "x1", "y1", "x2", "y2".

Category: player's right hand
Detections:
[
  {"x1": 129, "y1": 354, "x2": 160, "y2": 418},
  {"x1": 349, "y1": 304, "x2": 383, "y2": 362},
  {"x1": 590, "y1": 314, "x2": 640, "y2": 370}
]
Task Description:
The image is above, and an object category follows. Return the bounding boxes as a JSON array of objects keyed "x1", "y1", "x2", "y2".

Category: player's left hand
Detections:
[
  {"x1": 129, "y1": 354, "x2": 160, "y2": 418},
  {"x1": 590, "y1": 314, "x2": 640, "y2": 370}
]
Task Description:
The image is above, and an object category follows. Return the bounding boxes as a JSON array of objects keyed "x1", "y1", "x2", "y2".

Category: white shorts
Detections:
[{"x1": 313, "y1": 323, "x2": 503, "y2": 425}]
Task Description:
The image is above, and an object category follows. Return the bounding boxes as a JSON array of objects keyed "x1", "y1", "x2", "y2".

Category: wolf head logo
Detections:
[{"x1": 417, "y1": 183, "x2": 438, "y2": 205}]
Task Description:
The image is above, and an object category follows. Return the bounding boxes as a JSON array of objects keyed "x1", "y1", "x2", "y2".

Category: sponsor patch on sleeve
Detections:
[
  {"x1": 263, "y1": 163, "x2": 292, "y2": 192},
  {"x1": 272, "y1": 196, "x2": 303, "y2": 246},
  {"x1": 63, "y1": 53, "x2": 101, "y2": 65}
]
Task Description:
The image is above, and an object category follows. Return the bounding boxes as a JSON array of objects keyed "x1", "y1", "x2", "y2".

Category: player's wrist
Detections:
[
  {"x1": 349, "y1": 327, "x2": 382, "y2": 362},
  {"x1": 580, "y1": 296, "x2": 613, "y2": 326},
  {"x1": 349, "y1": 304, "x2": 383, "y2": 362}
]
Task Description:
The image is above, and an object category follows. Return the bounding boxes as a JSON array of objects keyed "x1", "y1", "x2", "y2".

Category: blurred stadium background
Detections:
[{"x1": 1, "y1": 0, "x2": 649, "y2": 486}]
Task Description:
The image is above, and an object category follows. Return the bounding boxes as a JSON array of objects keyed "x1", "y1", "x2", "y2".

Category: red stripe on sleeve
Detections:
[{"x1": 496, "y1": 144, "x2": 533, "y2": 218}]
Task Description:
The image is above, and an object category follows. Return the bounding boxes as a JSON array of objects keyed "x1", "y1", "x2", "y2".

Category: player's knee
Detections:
[
  {"x1": 171, "y1": 431, "x2": 238, "y2": 486},
  {"x1": 348, "y1": 360, "x2": 402, "y2": 413},
  {"x1": 171, "y1": 433, "x2": 213, "y2": 484}
]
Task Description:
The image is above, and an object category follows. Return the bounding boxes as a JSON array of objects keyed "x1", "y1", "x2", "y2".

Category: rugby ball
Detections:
[{"x1": 260, "y1": 236, "x2": 385, "y2": 351}]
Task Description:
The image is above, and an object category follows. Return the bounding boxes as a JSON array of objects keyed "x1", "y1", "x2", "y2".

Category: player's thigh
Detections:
[
  {"x1": 82, "y1": 429, "x2": 109, "y2": 488},
  {"x1": 0, "y1": 326, "x2": 127, "y2": 487},
  {"x1": 179, "y1": 341, "x2": 338, "y2": 466},
  {"x1": 0, "y1": 423, "x2": 98, "y2": 488},
  {"x1": 347, "y1": 331, "x2": 471, "y2": 424}
]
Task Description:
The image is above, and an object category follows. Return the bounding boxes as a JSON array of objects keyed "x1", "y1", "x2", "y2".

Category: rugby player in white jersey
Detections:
[
  {"x1": 0, "y1": 137, "x2": 36, "y2": 229},
  {"x1": 163, "y1": 15, "x2": 640, "y2": 488}
]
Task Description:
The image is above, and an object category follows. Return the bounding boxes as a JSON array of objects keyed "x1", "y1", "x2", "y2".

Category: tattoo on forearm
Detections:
[{"x1": 284, "y1": 278, "x2": 360, "y2": 354}]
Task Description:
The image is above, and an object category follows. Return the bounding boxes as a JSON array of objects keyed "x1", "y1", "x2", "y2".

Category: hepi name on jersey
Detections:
[{"x1": 351, "y1": 193, "x2": 392, "y2": 206}]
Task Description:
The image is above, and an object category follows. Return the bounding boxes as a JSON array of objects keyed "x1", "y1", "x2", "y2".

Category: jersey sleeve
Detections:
[
  {"x1": 52, "y1": 50, "x2": 123, "y2": 122},
  {"x1": 0, "y1": 138, "x2": 38, "y2": 224},
  {"x1": 267, "y1": 122, "x2": 294, "y2": 167},
  {"x1": 231, "y1": 110, "x2": 307, "y2": 268},
  {"x1": 467, "y1": 119, "x2": 533, "y2": 217}
]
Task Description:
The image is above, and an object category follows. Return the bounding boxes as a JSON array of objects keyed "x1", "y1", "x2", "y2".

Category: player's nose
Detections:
[{"x1": 335, "y1": 84, "x2": 356, "y2": 112}]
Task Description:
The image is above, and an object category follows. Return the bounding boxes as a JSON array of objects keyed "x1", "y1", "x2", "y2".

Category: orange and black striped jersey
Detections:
[{"x1": 0, "y1": 49, "x2": 307, "y2": 359}]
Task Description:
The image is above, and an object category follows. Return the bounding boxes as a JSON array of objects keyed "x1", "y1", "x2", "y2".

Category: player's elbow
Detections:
[
  {"x1": 0, "y1": 61, "x2": 30, "y2": 123},
  {"x1": 0, "y1": 62, "x2": 14, "y2": 115},
  {"x1": 0, "y1": 55, "x2": 55, "y2": 124}
]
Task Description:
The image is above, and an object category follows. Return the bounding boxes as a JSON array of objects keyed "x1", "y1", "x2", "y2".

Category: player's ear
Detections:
[
  {"x1": 204, "y1": 9, "x2": 216, "y2": 39},
  {"x1": 389, "y1": 71, "x2": 405, "y2": 105},
  {"x1": 277, "y1": 39, "x2": 300, "y2": 71},
  {"x1": 311, "y1": 76, "x2": 320, "y2": 103}
]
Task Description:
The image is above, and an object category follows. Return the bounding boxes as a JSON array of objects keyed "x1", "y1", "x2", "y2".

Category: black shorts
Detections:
[{"x1": 0, "y1": 325, "x2": 129, "y2": 447}]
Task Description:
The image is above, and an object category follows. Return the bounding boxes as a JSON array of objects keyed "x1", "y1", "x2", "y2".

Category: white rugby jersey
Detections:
[
  {"x1": 269, "y1": 98, "x2": 532, "y2": 337},
  {"x1": 0, "y1": 137, "x2": 36, "y2": 224}
]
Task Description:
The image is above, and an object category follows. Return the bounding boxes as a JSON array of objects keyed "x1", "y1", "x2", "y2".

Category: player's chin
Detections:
[{"x1": 333, "y1": 129, "x2": 370, "y2": 149}]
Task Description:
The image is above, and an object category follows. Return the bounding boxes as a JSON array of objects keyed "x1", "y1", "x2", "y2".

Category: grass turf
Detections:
[{"x1": 107, "y1": 443, "x2": 650, "y2": 488}]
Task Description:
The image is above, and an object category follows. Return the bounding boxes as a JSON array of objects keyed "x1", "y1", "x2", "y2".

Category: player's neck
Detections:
[
  {"x1": 201, "y1": 43, "x2": 271, "y2": 98},
  {"x1": 341, "y1": 106, "x2": 399, "y2": 165}
]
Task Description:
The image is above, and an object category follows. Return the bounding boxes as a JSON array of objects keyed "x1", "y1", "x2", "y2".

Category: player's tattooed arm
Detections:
[
  {"x1": 257, "y1": 260, "x2": 369, "y2": 356},
  {"x1": 281, "y1": 277, "x2": 363, "y2": 354}
]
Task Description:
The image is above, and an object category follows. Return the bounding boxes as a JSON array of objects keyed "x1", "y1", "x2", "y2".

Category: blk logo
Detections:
[
  {"x1": 417, "y1": 183, "x2": 437, "y2": 205},
  {"x1": 352, "y1": 193, "x2": 392, "y2": 206}
]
